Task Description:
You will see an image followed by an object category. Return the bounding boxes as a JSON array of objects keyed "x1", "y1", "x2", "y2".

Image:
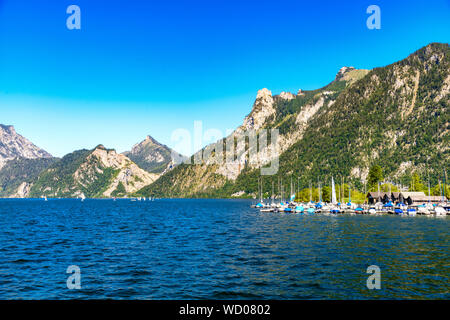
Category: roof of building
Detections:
[
  {"x1": 401, "y1": 192, "x2": 426, "y2": 199},
  {"x1": 367, "y1": 192, "x2": 388, "y2": 197},
  {"x1": 410, "y1": 196, "x2": 448, "y2": 202}
]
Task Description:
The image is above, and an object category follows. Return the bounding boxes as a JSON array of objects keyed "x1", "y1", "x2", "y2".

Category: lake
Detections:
[{"x1": 0, "y1": 198, "x2": 448, "y2": 299}]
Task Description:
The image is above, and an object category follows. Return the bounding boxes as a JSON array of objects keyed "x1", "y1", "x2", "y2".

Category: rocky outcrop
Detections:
[
  {"x1": 30, "y1": 145, "x2": 159, "y2": 198},
  {"x1": 278, "y1": 91, "x2": 296, "y2": 100},
  {"x1": 334, "y1": 67, "x2": 370, "y2": 85},
  {"x1": 74, "y1": 145, "x2": 159, "y2": 197},
  {"x1": 124, "y1": 135, "x2": 186, "y2": 174},
  {"x1": 0, "y1": 125, "x2": 52, "y2": 169},
  {"x1": 8, "y1": 182, "x2": 32, "y2": 198},
  {"x1": 242, "y1": 88, "x2": 275, "y2": 131}
]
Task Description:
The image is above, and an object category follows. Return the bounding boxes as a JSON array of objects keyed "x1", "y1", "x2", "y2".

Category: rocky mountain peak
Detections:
[
  {"x1": 124, "y1": 135, "x2": 184, "y2": 174},
  {"x1": 95, "y1": 144, "x2": 107, "y2": 151},
  {"x1": 141, "y1": 135, "x2": 161, "y2": 147},
  {"x1": 256, "y1": 88, "x2": 272, "y2": 100},
  {"x1": 335, "y1": 66, "x2": 356, "y2": 81},
  {"x1": 242, "y1": 88, "x2": 276, "y2": 131},
  {"x1": 0, "y1": 124, "x2": 16, "y2": 135},
  {"x1": 0, "y1": 124, "x2": 52, "y2": 169},
  {"x1": 278, "y1": 91, "x2": 296, "y2": 100}
]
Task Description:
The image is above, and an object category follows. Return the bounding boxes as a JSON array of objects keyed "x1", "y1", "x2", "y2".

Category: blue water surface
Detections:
[{"x1": 0, "y1": 198, "x2": 448, "y2": 299}]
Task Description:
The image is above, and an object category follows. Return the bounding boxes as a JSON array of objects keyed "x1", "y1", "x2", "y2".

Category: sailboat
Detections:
[
  {"x1": 270, "y1": 181, "x2": 277, "y2": 208},
  {"x1": 255, "y1": 177, "x2": 266, "y2": 208},
  {"x1": 315, "y1": 180, "x2": 323, "y2": 213},
  {"x1": 331, "y1": 177, "x2": 337, "y2": 204},
  {"x1": 330, "y1": 177, "x2": 340, "y2": 214},
  {"x1": 346, "y1": 182, "x2": 356, "y2": 211}
]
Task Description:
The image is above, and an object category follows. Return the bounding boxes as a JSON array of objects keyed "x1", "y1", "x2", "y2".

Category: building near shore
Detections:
[
  {"x1": 401, "y1": 192, "x2": 427, "y2": 205},
  {"x1": 366, "y1": 191, "x2": 447, "y2": 205},
  {"x1": 367, "y1": 192, "x2": 388, "y2": 204},
  {"x1": 402, "y1": 193, "x2": 447, "y2": 205}
]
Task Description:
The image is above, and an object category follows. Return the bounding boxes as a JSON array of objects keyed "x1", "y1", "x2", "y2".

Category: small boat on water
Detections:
[
  {"x1": 295, "y1": 206, "x2": 304, "y2": 214},
  {"x1": 417, "y1": 204, "x2": 431, "y2": 215},
  {"x1": 383, "y1": 201, "x2": 394, "y2": 214},
  {"x1": 283, "y1": 207, "x2": 293, "y2": 213},
  {"x1": 407, "y1": 208, "x2": 417, "y2": 216},
  {"x1": 435, "y1": 206, "x2": 446, "y2": 216},
  {"x1": 330, "y1": 208, "x2": 340, "y2": 214},
  {"x1": 355, "y1": 207, "x2": 364, "y2": 214}
]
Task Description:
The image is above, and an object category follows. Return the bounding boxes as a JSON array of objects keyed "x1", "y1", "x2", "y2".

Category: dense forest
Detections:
[
  {"x1": 136, "y1": 43, "x2": 449, "y2": 199},
  {"x1": 0, "y1": 157, "x2": 58, "y2": 197}
]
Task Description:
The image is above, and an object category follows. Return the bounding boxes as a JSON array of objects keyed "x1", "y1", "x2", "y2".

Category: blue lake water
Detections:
[{"x1": 0, "y1": 198, "x2": 448, "y2": 299}]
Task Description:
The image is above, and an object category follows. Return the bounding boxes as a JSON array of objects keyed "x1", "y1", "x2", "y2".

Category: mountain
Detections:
[
  {"x1": 123, "y1": 135, "x2": 186, "y2": 174},
  {"x1": 29, "y1": 145, "x2": 159, "y2": 198},
  {"x1": 0, "y1": 124, "x2": 52, "y2": 169},
  {"x1": 0, "y1": 158, "x2": 59, "y2": 197},
  {"x1": 0, "y1": 125, "x2": 56, "y2": 197},
  {"x1": 136, "y1": 42, "x2": 449, "y2": 198}
]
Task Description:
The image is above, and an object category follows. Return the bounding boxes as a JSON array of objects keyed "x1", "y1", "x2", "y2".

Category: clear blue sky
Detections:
[{"x1": 0, "y1": 0, "x2": 449, "y2": 157}]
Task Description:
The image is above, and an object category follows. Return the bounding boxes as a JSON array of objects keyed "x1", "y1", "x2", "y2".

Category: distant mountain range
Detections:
[
  {"x1": 0, "y1": 128, "x2": 178, "y2": 198},
  {"x1": 0, "y1": 43, "x2": 448, "y2": 198},
  {"x1": 123, "y1": 135, "x2": 185, "y2": 174},
  {"x1": 28, "y1": 145, "x2": 160, "y2": 198}
]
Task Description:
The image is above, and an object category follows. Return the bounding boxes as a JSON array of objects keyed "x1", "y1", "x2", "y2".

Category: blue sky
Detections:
[{"x1": 0, "y1": 0, "x2": 449, "y2": 157}]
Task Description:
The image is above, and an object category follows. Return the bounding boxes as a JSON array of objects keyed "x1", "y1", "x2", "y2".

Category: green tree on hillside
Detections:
[
  {"x1": 431, "y1": 183, "x2": 449, "y2": 198},
  {"x1": 410, "y1": 173, "x2": 426, "y2": 192},
  {"x1": 321, "y1": 186, "x2": 331, "y2": 202},
  {"x1": 368, "y1": 165, "x2": 383, "y2": 190}
]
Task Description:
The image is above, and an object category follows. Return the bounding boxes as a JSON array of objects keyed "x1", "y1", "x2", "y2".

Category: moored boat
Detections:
[
  {"x1": 434, "y1": 206, "x2": 446, "y2": 216},
  {"x1": 295, "y1": 205, "x2": 304, "y2": 214}
]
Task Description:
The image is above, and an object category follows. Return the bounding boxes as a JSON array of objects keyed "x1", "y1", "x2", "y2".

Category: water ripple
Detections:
[{"x1": 0, "y1": 199, "x2": 448, "y2": 299}]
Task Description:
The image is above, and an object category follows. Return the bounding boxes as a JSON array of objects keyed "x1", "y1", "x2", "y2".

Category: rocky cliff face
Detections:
[
  {"x1": 0, "y1": 125, "x2": 55, "y2": 197},
  {"x1": 30, "y1": 145, "x2": 159, "y2": 198},
  {"x1": 0, "y1": 125, "x2": 52, "y2": 169},
  {"x1": 0, "y1": 157, "x2": 58, "y2": 198},
  {"x1": 124, "y1": 135, "x2": 186, "y2": 174},
  {"x1": 137, "y1": 43, "x2": 449, "y2": 198}
]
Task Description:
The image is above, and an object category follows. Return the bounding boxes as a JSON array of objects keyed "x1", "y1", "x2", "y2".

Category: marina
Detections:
[{"x1": 251, "y1": 176, "x2": 450, "y2": 216}]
